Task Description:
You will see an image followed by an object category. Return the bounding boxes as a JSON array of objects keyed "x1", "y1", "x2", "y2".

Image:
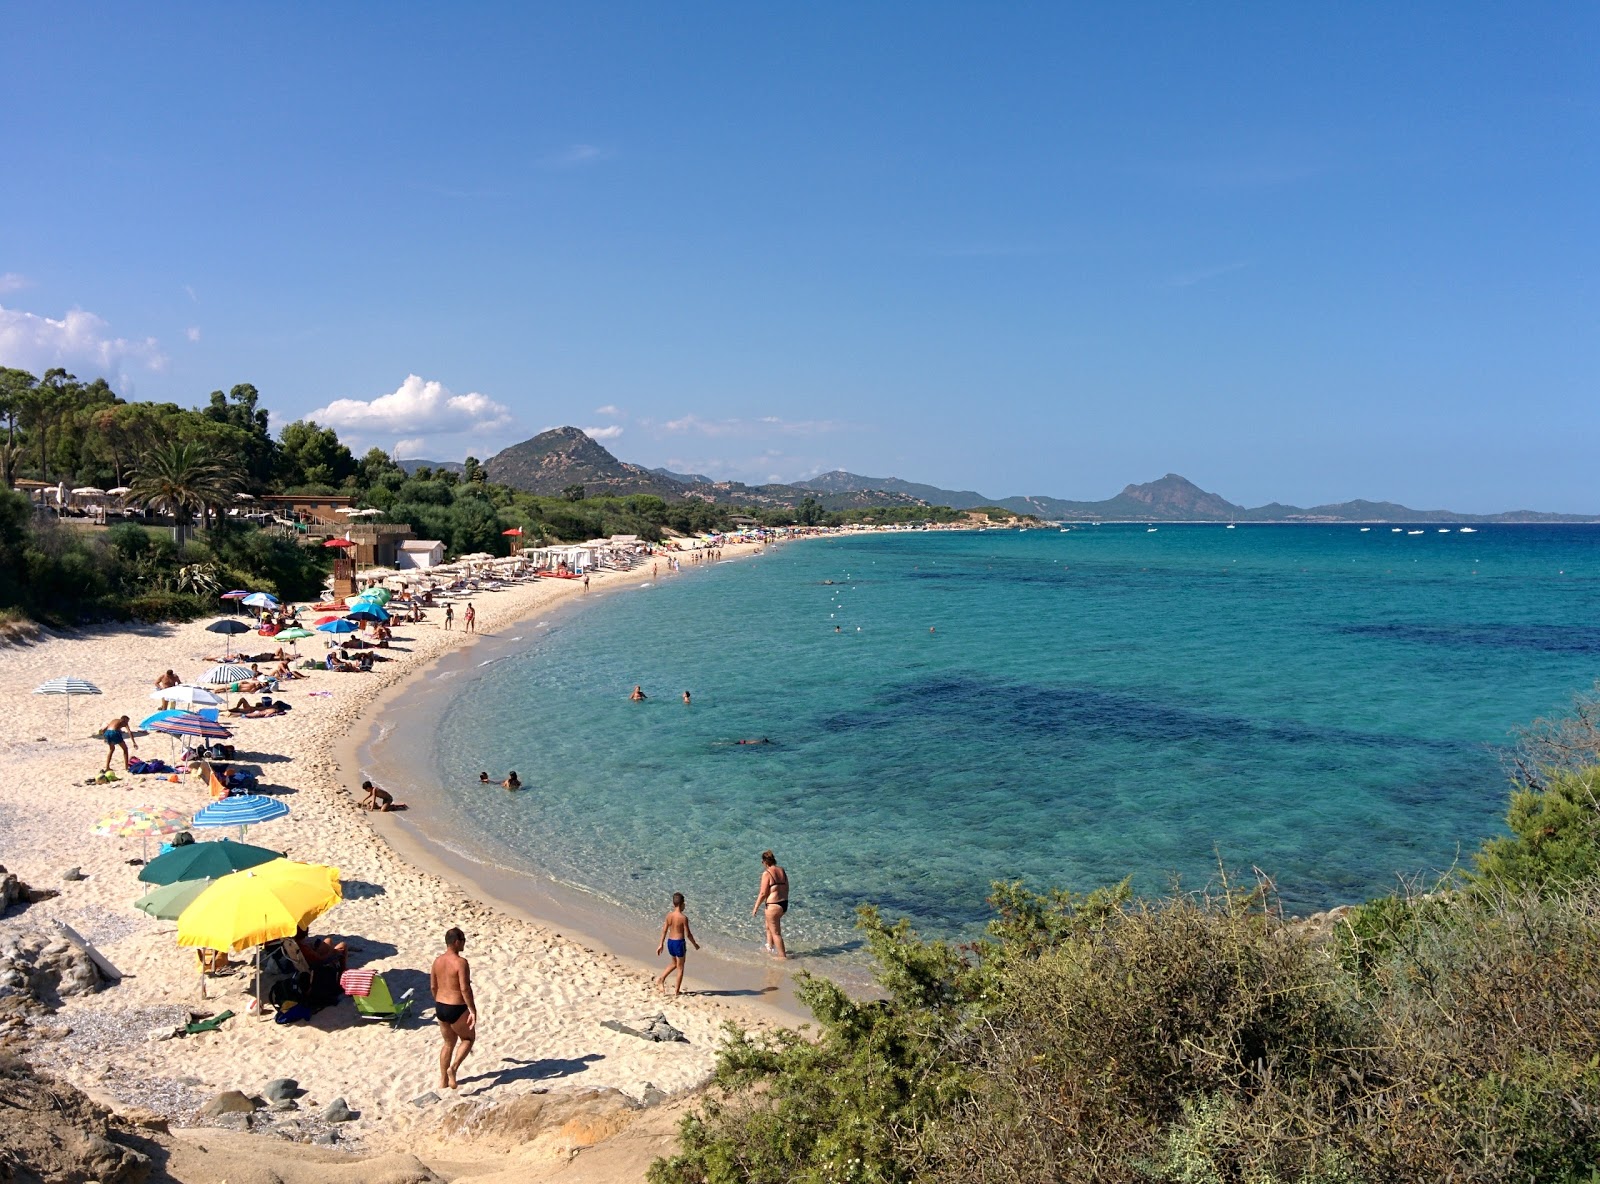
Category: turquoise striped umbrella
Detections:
[{"x1": 191, "y1": 794, "x2": 289, "y2": 839}]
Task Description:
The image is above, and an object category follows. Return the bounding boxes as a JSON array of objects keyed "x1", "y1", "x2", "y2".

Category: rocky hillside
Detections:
[{"x1": 484, "y1": 428, "x2": 684, "y2": 498}]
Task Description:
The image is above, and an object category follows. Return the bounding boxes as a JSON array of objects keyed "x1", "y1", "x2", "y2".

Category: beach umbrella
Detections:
[
  {"x1": 176, "y1": 859, "x2": 341, "y2": 953},
  {"x1": 140, "y1": 709, "x2": 192, "y2": 728},
  {"x1": 107, "y1": 486, "x2": 132, "y2": 497},
  {"x1": 192, "y1": 793, "x2": 289, "y2": 839},
  {"x1": 71, "y1": 486, "x2": 106, "y2": 497},
  {"x1": 275, "y1": 627, "x2": 314, "y2": 651},
  {"x1": 241, "y1": 593, "x2": 279, "y2": 614},
  {"x1": 358, "y1": 587, "x2": 391, "y2": 605},
  {"x1": 206, "y1": 617, "x2": 252, "y2": 657},
  {"x1": 134, "y1": 877, "x2": 214, "y2": 921},
  {"x1": 221, "y1": 590, "x2": 250, "y2": 600},
  {"x1": 149, "y1": 713, "x2": 233, "y2": 740},
  {"x1": 200, "y1": 663, "x2": 255, "y2": 686},
  {"x1": 322, "y1": 537, "x2": 356, "y2": 549},
  {"x1": 316, "y1": 619, "x2": 358, "y2": 634},
  {"x1": 92, "y1": 805, "x2": 190, "y2": 861},
  {"x1": 149, "y1": 685, "x2": 223, "y2": 709},
  {"x1": 139, "y1": 837, "x2": 284, "y2": 884},
  {"x1": 32, "y1": 676, "x2": 102, "y2": 729},
  {"x1": 345, "y1": 606, "x2": 388, "y2": 624}
]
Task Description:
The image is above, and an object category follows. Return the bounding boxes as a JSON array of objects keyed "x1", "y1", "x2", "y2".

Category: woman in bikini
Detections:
[{"x1": 751, "y1": 849, "x2": 789, "y2": 959}]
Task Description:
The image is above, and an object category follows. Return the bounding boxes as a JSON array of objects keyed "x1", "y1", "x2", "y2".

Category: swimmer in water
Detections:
[
  {"x1": 736, "y1": 738, "x2": 773, "y2": 746},
  {"x1": 478, "y1": 771, "x2": 490, "y2": 784},
  {"x1": 630, "y1": 685, "x2": 648, "y2": 701},
  {"x1": 502, "y1": 771, "x2": 521, "y2": 790},
  {"x1": 682, "y1": 690, "x2": 691, "y2": 705}
]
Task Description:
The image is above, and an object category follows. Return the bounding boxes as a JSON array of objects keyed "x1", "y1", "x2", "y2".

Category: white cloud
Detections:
[
  {"x1": 594, "y1": 404, "x2": 621, "y2": 416},
  {"x1": 584, "y1": 424, "x2": 624, "y2": 441},
  {"x1": 661, "y1": 414, "x2": 843, "y2": 438},
  {"x1": 0, "y1": 273, "x2": 30, "y2": 293},
  {"x1": 185, "y1": 326, "x2": 201, "y2": 342},
  {"x1": 543, "y1": 144, "x2": 612, "y2": 169},
  {"x1": 393, "y1": 438, "x2": 427, "y2": 459},
  {"x1": 0, "y1": 303, "x2": 167, "y2": 384},
  {"x1": 309, "y1": 374, "x2": 515, "y2": 455}
]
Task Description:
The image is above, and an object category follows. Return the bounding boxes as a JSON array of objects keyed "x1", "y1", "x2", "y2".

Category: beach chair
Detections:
[{"x1": 349, "y1": 972, "x2": 412, "y2": 1025}]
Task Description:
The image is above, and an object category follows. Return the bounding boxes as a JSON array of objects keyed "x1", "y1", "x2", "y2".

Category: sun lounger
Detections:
[{"x1": 350, "y1": 972, "x2": 412, "y2": 1025}]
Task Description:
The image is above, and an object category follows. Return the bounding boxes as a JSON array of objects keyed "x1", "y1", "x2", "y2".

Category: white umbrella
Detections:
[
  {"x1": 106, "y1": 486, "x2": 132, "y2": 496},
  {"x1": 150, "y1": 685, "x2": 224, "y2": 709},
  {"x1": 33, "y1": 676, "x2": 102, "y2": 729},
  {"x1": 71, "y1": 486, "x2": 106, "y2": 497}
]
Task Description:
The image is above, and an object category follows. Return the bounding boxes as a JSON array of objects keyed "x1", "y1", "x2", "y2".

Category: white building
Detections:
[{"x1": 396, "y1": 539, "x2": 446, "y2": 569}]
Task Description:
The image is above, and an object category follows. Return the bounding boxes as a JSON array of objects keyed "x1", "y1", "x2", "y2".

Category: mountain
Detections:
[
  {"x1": 396, "y1": 458, "x2": 464, "y2": 475},
  {"x1": 484, "y1": 427, "x2": 683, "y2": 498},
  {"x1": 467, "y1": 427, "x2": 1593, "y2": 522},
  {"x1": 799, "y1": 471, "x2": 995, "y2": 510}
]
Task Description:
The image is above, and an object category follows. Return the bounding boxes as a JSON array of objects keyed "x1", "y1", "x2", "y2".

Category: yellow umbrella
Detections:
[{"x1": 175, "y1": 859, "x2": 342, "y2": 953}]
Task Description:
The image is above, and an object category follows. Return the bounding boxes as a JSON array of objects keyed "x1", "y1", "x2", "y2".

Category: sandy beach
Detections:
[{"x1": 0, "y1": 542, "x2": 786, "y2": 1166}]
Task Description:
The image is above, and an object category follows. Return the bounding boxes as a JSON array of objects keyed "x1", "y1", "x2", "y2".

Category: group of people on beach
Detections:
[{"x1": 653, "y1": 848, "x2": 789, "y2": 998}]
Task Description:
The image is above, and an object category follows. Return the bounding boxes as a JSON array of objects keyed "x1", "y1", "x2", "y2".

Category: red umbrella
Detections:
[
  {"x1": 314, "y1": 615, "x2": 341, "y2": 625},
  {"x1": 501, "y1": 527, "x2": 523, "y2": 536},
  {"x1": 323, "y1": 538, "x2": 356, "y2": 549}
]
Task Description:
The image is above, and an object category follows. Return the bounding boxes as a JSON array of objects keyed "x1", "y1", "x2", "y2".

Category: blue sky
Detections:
[{"x1": 3, "y1": 4, "x2": 1596, "y2": 510}]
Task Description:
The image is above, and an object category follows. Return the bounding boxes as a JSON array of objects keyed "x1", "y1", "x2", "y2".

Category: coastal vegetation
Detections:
[
  {"x1": 651, "y1": 687, "x2": 1600, "y2": 1184},
  {"x1": 0, "y1": 369, "x2": 998, "y2": 626}
]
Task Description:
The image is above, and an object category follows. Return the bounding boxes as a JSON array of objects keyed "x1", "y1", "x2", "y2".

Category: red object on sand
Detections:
[
  {"x1": 311, "y1": 601, "x2": 346, "y2": 612},
  {"x1": 322, "y1": 538, "x2": 356, "y2": 549}
]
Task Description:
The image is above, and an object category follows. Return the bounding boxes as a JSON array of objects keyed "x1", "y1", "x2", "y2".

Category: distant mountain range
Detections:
[{"x1": 418, "y1": 429, "x2": 1595, "y2": 523}]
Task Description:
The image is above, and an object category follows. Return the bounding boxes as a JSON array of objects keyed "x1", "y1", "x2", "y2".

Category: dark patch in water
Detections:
[{"x1": 1341, "y1": 622, "x2": 1600, "y2": 655}]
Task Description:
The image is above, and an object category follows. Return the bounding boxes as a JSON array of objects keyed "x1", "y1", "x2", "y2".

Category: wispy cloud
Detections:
[
  {"x1": 0, "y1": 303, "x2": 167, "y2": 386},
  {"x1": 185, "y1": 326, "x2": 202, "y2": 342},
  {"x1": 659, "y1": 414, "x2": 844, "y2": 438},
  {"x1": 594, "y1": 404, "x2": 622, "y2": 416},
  {"x1": 183, "y1": 284, "x2": 198, "y2": 303},
  {"x1": 0, "y1": 273, "x2": 30, "y2": 293},
  {"x1": 1163, "y1": 261, "x2": 1250, "y2": 288},
  {"x1": 310, "y1": 374, "x2": 515, "y2": 458},
  {"x1": 541, "y1": 143, "x2": 613, "y2": 170},
  {"x1": 584, "y1": 424, "x2": 624, "y2": 441}
]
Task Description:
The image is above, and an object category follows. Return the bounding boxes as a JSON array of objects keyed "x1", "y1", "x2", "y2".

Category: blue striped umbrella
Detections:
[
  {"x1": 192, "y1": 794, "x2": 289, "y2": 839},
  {"x1": 241, "y1": 592, "x2": 279, "y2": 608},
  {"x1": 149, "y1": 713, "x2": 233, "y2": 740},
  {"x1": 33, "y1": 676, "x2": 102, "y2": 729}
]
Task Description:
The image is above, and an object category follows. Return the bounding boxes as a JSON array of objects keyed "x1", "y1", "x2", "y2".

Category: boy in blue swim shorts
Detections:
[{"x1": 655, "y1": 892, "x2": 700, "y2": 997}]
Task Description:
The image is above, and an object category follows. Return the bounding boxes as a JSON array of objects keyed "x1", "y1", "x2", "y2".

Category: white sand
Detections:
[{"x1": 0, "y1": 545, "x2": 784, "y2": 1147}]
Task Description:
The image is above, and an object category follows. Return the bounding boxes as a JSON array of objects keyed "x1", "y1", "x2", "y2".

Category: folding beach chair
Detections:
[{"x1": 348, "y1": 971, "x2": 413, "y2": 1025}]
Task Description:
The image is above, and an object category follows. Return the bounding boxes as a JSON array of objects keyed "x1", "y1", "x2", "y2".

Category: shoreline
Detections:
[
  {"x1": 335, "y1": 545, "x2": 815, "y2": 1019},
  {"x1": 0, "y1": 536, "x2": 816, "y2": 1153}
]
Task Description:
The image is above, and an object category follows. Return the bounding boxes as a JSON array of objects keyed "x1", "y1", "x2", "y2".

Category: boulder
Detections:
[
  {"x1": 61, "y1": 867, "x2": 85, "y2": 881},
  {"x1": 199, "y1": 1089, "x2": 263, "y2": 1117},
  {"x1": 0, "y1": 926, "x2": 102, "y2": 1011},
  {"x1": 263, "y1": 1076, "x2": 301, "y2": 1101},
  {"x1": 322, "y1": 1096, "x2": 357, "y2": 1123}
]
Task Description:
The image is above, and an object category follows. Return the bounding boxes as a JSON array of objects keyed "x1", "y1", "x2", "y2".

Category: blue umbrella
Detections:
[
  {"x1": 345, "y1": 606, "x2": 389, "y2": 623},
  {"x1": 316, "y1": 619, "x2": 358, "y2": 634},
  {"x1": 192, "y1": 794, "x2": 289, "y2": 839}
]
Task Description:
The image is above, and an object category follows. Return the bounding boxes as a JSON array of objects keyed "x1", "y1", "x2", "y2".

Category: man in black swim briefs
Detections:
[{"x1": 430, "y1": 927, "x2": 476, "y2": 1089}]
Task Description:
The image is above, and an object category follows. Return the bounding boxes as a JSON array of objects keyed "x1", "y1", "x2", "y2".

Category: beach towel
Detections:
[{"x1": 339, "y1": 968, "x2": 376, "y2": 997}]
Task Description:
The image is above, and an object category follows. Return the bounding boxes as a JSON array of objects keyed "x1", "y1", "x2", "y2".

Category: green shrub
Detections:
[{"x1": 120, "y1": 592, "x2": 209, "y2": 623}]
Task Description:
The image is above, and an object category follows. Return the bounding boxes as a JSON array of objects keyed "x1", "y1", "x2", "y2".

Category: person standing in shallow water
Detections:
[
  {"x1": 431, "y1": 927, "x2": 476, "y2": 1090},
  {"x1": 443, "y1": 604, "x2": 454, "y2": 631},
  {"x1": 463, "y1": 602, "x2": 476, "y2": 633},
  {"x1": 752, "y1": 850, "x2": 789, "y2": 959}
]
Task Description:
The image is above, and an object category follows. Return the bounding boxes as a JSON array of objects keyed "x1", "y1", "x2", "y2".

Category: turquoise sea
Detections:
[{"x1": 371, "y1": 525, "x2": 1600, "y2": 969}]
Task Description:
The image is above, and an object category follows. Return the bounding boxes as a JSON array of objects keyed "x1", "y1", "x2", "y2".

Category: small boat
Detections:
[
  {"x1": 1226, "y1": 523, "x2": 1236, "y2": 529},
  {"x1": 1407, "y1": 530, "x2": 1424, "y2": 535},
  {"x1": 1438, "y1": 528, "x2": 1451, "y2": 533},
  {"x1": 1391, "y1": 527, "x2": 1403, "y2": 532},
  {"x1": 1459, "y1": 527, "x2": 1478, "y2": 533},
  {"x1": 1359, "y1": 527, "x2": 1370, "y2": 532}
]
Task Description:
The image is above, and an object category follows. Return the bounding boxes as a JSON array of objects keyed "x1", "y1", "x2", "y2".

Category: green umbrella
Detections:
[
  {"x1": 353, "y1": 587, "x2": 391, "y2": 605},
  {"x1": 275, "y1": 627, "x2": 313, "y2": 641},
  {"x1": 138, "y1": 838, "x2": 284, "y2": 885},
  {"x1": 134, "y1": 877, "x2": 215, "y2": 920}
]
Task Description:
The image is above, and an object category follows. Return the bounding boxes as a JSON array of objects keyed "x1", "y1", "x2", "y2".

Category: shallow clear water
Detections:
[{"x1": 376, "y1": 525, "x2": 1600, "y2": 966}]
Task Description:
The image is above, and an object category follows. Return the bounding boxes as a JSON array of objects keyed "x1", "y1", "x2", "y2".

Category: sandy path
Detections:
[{"x1": 0, "y1": 545, "x2": 779, "y2": 1149}]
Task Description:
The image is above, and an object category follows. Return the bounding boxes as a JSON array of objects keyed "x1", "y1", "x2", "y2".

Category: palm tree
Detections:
[{"x1": 129, "y1": 440, "x2": 242, "y2": 544}]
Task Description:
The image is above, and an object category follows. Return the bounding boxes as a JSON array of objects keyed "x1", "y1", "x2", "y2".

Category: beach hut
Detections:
[{"x1": 396, "y1": 540, "x2": 446, "y2": 570}]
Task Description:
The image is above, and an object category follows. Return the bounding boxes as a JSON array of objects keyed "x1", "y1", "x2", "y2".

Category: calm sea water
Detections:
[{"x1": 373, "y1": 525, "x2": 1600, "y2": 967}]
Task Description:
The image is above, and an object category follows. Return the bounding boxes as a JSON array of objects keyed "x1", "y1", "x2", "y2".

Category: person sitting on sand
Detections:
[
  {"x1": 272, "y1": 661, "x2": 304, "y2": 682},
  {"x1": 630, "y1": 685, "x2": 647, "y2": 701},
  {"x1": 502, "y1": 771, "x2": 521, "y2": 790},
  {"x1": 295, "y1": 925, "x2": 347, "y2": 974},
  {"x1": 359, "y1": 779, "x2": 399, "y2": 811}
]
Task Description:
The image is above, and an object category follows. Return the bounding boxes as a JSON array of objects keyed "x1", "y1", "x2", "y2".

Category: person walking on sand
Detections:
[
  {"x1": 582, "y1": 573, "x2": 590, "y2": 592},
  {"x1": 464, "y1": 602, "x2": 476, "y2": 633},
  {"x1": 752, "y1": 850, "x2": 789, "y2": 959},
  {"x1": 655, "y1": 892, "x2": 700, "y2": 996},
  {"x1": 444, "y1": 603, "x2": 454, "y2": 631},
  {"x1": 102, "y1": 715, "x2": 136, "y2": 771},
  {"x1": 431, "y1": 927, "x2": 476, "y2": 1090}
]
